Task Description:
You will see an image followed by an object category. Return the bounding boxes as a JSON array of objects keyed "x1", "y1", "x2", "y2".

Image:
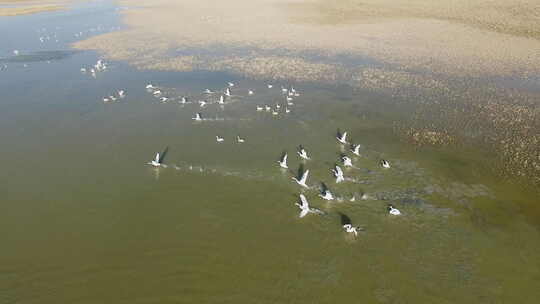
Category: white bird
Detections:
[
  {"x1": 278, "y1": 153, "x2": 288, "y2": 169},
  {"x1": 80, "y1": 68, "x2": 87, "y2": 73},
  {"x1": 295, "y1": 194, "x2": 324, "y2": 218},
  {"x1": 109, "y1": 95, "x2": 116, "y2": 101},
  {"x1": 236, "y1": 135, "x2": 245, "y2": 143},
  {"x1": 297, "y1": 146, "x2": 310, "y2": 160},
  {"x1": 333, "y1": 165, "x2": 345, "y2": 183},
  {"x1": 218, "y1": 95, "x2": 225, "y2": 105},
  {"x1": 147, "y1": 153, "x2": 161, "y2": 167},
  {"x1": 381, "y1": 159, "x2": 391, "y2": 168},
  {"x1": 342, "y1": 156, "x2": 353, "y2": 167},
  {"x1": 267, "y1": 84, "x2": 273, "y2": 88},
  {"x1": 204, "y1": 89, "x2": 214, "y2": 94},
  {"x1": 276, "y1": 104, "x2": 281, "y2": 109},
  {"x1": 292, "y1": 169, "x2": 309, "y2": 188},
  {"x1": 216, "y1": 136, "x2": 224, "y2": 142},
  {"x1": 343, "y1": 224, "x2": 361, "y2": 236},
  {"x1": 192, "y1": 113, "x2": 202, "y2": 121},
  {"x1": 225, "y1": 88, "x2": 231, "y2": 97},
  {"x1": 146, "y1": 84, "x2": 155, "y2": 89},
  {"x1": 388, "y1": 204, "x2": 401, "y2": 215},
  {"x1": 272, "y1": 110, "x2": 279, "y2": 116},
  {"x1": 349, "y1": 195, "x2": 356, "y2": 202},
  {"x1": 265, "y1": 105, "x2": 271, "y2": 111},
  {"x1": 256, "y1": 106, "x2": 263, "y2": 111},
  {"x1": 199, "y1": 100, "x2": 207, "y2": 107},
  {"x1": 103, "y1": 97, "x2": 110, "y2": 102},
  {"x1": 160, "y1": 97, "x2": 169, "y2": 102},
  {"x1": 285, "y1": 107, "x2": 291, "y2": 113},
  {"x1": 337, "y1": 131, "x2": 348, "y2": 144},
  {"x1": 13, "y1": 50, "x2": 19, "y2": 56},
  {"x1": 319, "y1": 189, "x2": 334, "y2": 201},
  {"x1": 351, "y1": 144, "x2": 361, "y2": 156},
  {"x1": 286, "y1": 96, "x2": 293, "y2": 102},
  {"x1": 180, "y1": 97, "x2": 187, "y2": 104},
  {"x1": 228, "y1": 82, "x2": 235, "y2": 87},
  {"x1": 118, "y1": 90, "x2": 126, "y2": 98},
  {"x1": 281, "y1": 87, "x2": 288, "y2": 93},
  {"x1": 153, "y1": 90, "x2": 162, "y2": 96},
  {"x1": 248, "y1": 90, "x2": 254, "y2": 95}
]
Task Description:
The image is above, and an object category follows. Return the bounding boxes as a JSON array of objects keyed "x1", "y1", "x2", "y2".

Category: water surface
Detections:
[{"x1": 1, "y1": 2, "x2": 539, "y2": 303}]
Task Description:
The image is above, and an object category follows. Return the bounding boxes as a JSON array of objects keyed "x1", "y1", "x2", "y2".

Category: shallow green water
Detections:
[{"x1": 1, "y1": 2, "x2": 540, "y2": 303}]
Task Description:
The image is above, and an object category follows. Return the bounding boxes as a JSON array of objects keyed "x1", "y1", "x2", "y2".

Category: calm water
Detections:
[{"x1": 1, "y1": 2, "x2": 539, "y2": 303}]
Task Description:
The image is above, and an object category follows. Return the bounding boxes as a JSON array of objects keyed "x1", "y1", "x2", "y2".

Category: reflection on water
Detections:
[{"x1": 1, "y1": 1, "x2": 539, "y2": 303}]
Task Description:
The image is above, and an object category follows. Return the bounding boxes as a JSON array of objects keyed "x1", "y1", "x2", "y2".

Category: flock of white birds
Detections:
[{"x1": 141, "y1": 80, "x2": 402, "y2": 238}]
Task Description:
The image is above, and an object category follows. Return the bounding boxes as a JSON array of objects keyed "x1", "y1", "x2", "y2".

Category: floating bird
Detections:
[
  {"x1": 160, "y1": 97, "x2": 169, "y2": 102},
  {"x1": 292, "y1": 166, "x2": 309, "y2": 188},
  {"x1": 343, "y1": 224, "x2": 361, "y2": 236},
  {"x1": 179, "y1": 97, "x2": 187, "y2": 104},
  {"x1": 351, "y1": 144, "x2": 361, "y2": 156},
  {"x1": 332, "y1": 165, "x2": 345, "y2": 183},
  {"x1": 286, "y1": 96, "x2": 293, "y2": 102},
  {"x1": 272, "y1": 110, "x2": 279, "y2": 116},
  {"x1": 267, "y1": 84, "x2": 273, "y2": 88},
  {"x1": 109, "y1": 95, "x2": 116, "y2": 101},
  {"x1": 192, "y1": 113, "x2": 202, "y2": 121},
  {"x1": 146, "y1": 84, "x2": 155, "y2": 89},
  {"x1": 153, "y1": 90, "x2": 162, "y2": 96},
  {"x1": 228, "y1": 82, "x2": 235, "y2": 87},
  {"x1": 236, "y1": 135, "x2": 245, "y2": 143},
  {"x1": 281, "y1": 87, "x2": 288, "y2": 93},
  {"x1": 147, "y1": 153, "x2": 162, "y2": 167},
  {"x1": 337, "y1": 130, "x2": 348, "y2": 144},
  {"x1": 13, "y1": 50, "x2": 19, "y2": 56},
  {"x1": 276, "y1": 104, "x2": 281, "y2": 109},
  {"x1": 278, "y1": 153, "x2": 288, "y2": 169},
  {"x1": 285, "y1": 107, "x2": 291, "y2": 113},
  {"x1": 296, "y1": 194, "x2": 324, "y2": 218},
  {"x1": 256, "y1": 105, "x2": 263, "y2": 111},
  {"x1": 248, "y1": 90, "x2": 254, "y2": 95},
  {"x1": 340, "y1": 213, "x2": 363, "y2": 236},
  {"x1": 103, "y1": 97, "x2": 110, "y2": 103},
  {"x1": 342, "y1": 156, "x2": 353, "y2": 167},
  {"x1": 388, "y1": 204, "x2": 401, "y2": 215},
  {"x1": 216, "y1": 136, "x2": 224, "y2": 142},
  {"x1": 297, "y1": 145, "x2": 310, "y2": 160},
  {"x1": 80, "y1": 68, "x2": 86, "y2": 73},
  {"x1": 204, "y1": 89, "x2": 214, "y2": 94},
  {"x1": 265, "y1": 105, "x2": 271, "y2": 111},
  {"x1": 118, "y1": 90, "x2": 126, "y2": 98},
  {"x1": 199, "y1": 100, "x2": 207, "y2": 107},
  {"x1": 380, "y1": 159, "x2": 391, "y2": 168}
]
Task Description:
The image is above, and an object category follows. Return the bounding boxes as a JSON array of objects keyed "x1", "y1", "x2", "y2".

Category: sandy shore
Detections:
[
  {"x1": 0, "y1": 0, "x2": 67, "y2": 16},
  {"x1": 73, "y1": 0, "x2": 540, "y2": 77}
]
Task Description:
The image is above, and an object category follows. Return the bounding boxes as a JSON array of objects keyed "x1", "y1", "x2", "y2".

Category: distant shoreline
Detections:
[{"x1": 0, "y1": 0, "x2": 67, "y2": 16}]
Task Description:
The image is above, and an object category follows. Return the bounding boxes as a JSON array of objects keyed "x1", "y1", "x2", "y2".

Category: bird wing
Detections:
[
  {"x1": 299, "y1": 209, "x2": 309, "y2": 218},
  {"x1": 155, "y1": 153, "x2": 160, "y2": 163},
  {"x1": 342, "y1": 132, "x2": 347, "y2": 141},
  {"x1": 301, "y1": 170, "x2": 309, "y2": 182},
  {"x1": 300, "y1": 194, "x2": 309, "y2": 207},
  {"x1": 283, "y1": 153, "x2": 288, "y2": 163}
]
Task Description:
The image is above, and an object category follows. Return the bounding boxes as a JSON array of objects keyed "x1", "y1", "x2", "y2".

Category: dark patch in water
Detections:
[{"x1": 0, "y1": 50, "x2": 79, "y2": 63}]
